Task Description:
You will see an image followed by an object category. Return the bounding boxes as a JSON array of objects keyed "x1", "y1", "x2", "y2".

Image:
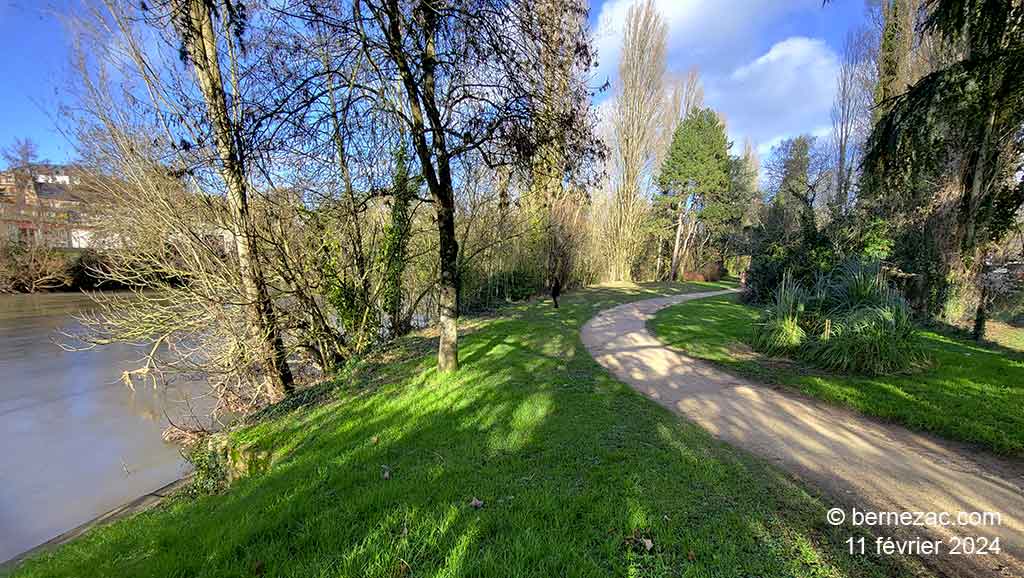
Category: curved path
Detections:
[{"x1": 582, "y1": 289, "x2": 1024, "y2": 578}]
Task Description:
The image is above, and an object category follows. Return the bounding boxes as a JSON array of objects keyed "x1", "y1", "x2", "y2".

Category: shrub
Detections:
[
  {"x1": 804, "y1": 300, "x2": 928, "y2": 374},
  {"x1": 0, "y1": 240, "x2": 70, "y2": 292},
  {"x1": 752, "y1": 315, "x2": 806, "y2": 355},
  {"x1": 751, "y1": 272, "x2": 807, "y2": 355},
  {"x1": 184, "y1": 443, "x2": 229, "y2": 496},
  {"x1": 750, "y1": 260, "x2": 929, "y2": 375}
]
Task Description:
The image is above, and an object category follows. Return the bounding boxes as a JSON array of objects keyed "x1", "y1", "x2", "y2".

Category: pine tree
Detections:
[
  {"x1": 657, "y1": 107, "x2": 730, "y2": 279},
  {"x1": 864, "y1": 0, "x2": 1024, "y2": 333}
]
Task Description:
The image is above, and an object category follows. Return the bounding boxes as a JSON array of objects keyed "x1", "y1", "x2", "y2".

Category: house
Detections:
[{"x1": 0, "y1": 165, "x2": 97, "y2": 249}]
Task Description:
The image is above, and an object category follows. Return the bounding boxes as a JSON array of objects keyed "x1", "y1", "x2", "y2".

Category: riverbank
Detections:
[
  {"x1": 7, "y1": 282, "x2": 928, "y2": 578},
  {"x1": 0, "y1": 478, "x2": 191, "y2": 571},
  {"x1": 0, "y1": 292, "x2": 207, "y2": 562}
]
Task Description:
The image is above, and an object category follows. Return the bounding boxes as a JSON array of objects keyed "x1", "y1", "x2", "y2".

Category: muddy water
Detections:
[{"x1": 0, "y1": 293, "x2": 208, "y2": 563}]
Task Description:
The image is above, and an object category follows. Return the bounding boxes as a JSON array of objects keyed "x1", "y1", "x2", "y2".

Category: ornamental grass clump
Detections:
[
  {"x1": 751, "y1": 272, "x2": 807, "y2": 355},
  {"x1": 751, "y1": 260, "x2": 929, "y2": 375}
]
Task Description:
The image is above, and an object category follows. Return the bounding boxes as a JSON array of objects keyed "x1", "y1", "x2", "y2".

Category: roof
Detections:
[{"x1": 34, "y1": 181, "x2": 83, "y2": 202}]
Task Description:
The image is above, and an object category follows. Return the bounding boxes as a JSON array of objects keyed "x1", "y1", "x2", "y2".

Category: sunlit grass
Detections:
[
  {"x1": 651, "y1": 294, "x2": 1024, "y2": 456},
  {"x1": 10, "y1": 282, "x2": 925, "y2": 578}
]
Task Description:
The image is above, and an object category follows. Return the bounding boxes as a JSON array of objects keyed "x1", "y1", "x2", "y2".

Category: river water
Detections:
[{"x1": 0, "y1": 293, "x2": 206, "y2": 563}]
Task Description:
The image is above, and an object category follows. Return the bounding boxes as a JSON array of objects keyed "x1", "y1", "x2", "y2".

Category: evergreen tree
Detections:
[
  {"x1": 863, "y1": 0, "x2": 1024, "y2": 334},
  {"x1": 657, "y1": 107, "x2": 731, "y2": 279},
  {"x1": 773, "y1": 136, "x2": 814, "y2": 240}
]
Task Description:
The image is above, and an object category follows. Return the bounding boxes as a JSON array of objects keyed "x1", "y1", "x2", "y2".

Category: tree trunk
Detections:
[
  {"x1": 435, "y1": 192, "x2": 460, "y2": 372},
  {"x1": 383, "y1": 0, "x2": 459, "y2": 372},
  {"x1": 183, "y1": 0, "x2": 293, "y2": 396},
  {"x1": 834, "y1": 138, "x2": 848, "y2": 216},
  {"x1": 677, "y1": 210, "x2": 699, "y2": 280},
  {"x1": 669, "y1": 198, "x2": 686, "y2": 281},
  {"x1": 963, "y1": 106, "x2": 996, "y2": 252},
  {"x1": 655, "y1": 236, "x2": 665, "y2": 281},
  {"x1": 973, "y1": 277, "x2": 989, "y2": 341}
]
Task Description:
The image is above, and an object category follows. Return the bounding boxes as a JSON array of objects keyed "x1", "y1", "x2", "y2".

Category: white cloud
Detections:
[
  {"x1": 590, "y1": 1, "x2": 842, "y2": 159},
  {"x1": 709, "y1": 37, "x2": 839, "y2": 154},
  {"x1": 591, "y1": 0, "x2": 804, "y2": 89},
  {"x1": 756, "y1": 124, "x2": 834, "y2": 157}
]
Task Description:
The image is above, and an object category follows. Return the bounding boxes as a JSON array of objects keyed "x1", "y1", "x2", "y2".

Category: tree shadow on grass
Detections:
[{"x1": 12, "y1": 282, "x2": 924, "y2": 578}]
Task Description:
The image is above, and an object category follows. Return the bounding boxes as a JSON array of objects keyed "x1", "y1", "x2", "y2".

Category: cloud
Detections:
[
  {"x1": 708, "y1": 37, "x2": 839, "y2": 154},
  {"x1": 591, "y1": 0, "x2": 804, "y2": 89},
  {"x1": 590, "y1": 1, "x2": 843, "y2": 158},
  {"x1": 756, "y1": 124, "x2": 834, "y2": 158}
]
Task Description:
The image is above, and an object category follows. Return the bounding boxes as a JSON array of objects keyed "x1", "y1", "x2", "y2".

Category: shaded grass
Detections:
[
  {"x1": 650, "y1": 294, "x2": 1024, "y2": 456},
  {"x1": 9, "y1": 282, "x2": 928, "y2": 578},
  {"x1": 978, "y1": 319, "x2": 1024, "y2": 352}
]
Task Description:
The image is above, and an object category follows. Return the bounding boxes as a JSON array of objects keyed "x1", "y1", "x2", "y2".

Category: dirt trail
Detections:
[{"x1": 581, "y1": 289, "x2": 1024, "y2": 578}]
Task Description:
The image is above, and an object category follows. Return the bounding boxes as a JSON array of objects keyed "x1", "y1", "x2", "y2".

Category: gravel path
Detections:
[{"x1": 581, "y1": 289, "x2": 1024, "y2": 578}]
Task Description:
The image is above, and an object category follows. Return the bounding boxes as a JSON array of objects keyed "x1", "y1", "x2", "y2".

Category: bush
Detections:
[
  {"x1": 751, "y1": 272, "x2": 807, "y2": 355},
  {"x1": 0, "y1": 240, "x2": 70, "y2": 292},
  {"x1": 804, "y1": 300, "x2": 928, "y2": 374},
  {"x1": 751, "y1": 260, "x2": 929, "y2": 375},
  {"x1": 184, "y1": 443, "x2": 229, "y2": 496},
  {"x1": 460, "y1": 264, "x2": 544, "y2": 313},
  {"x1": 66, "y1": 249, "x2": 124, "y2": 290}
]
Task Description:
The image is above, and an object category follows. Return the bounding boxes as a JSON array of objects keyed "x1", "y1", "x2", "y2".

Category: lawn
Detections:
[
  {"x1": 650, "y1": 294, "x2": 1024, "y2": 456},
  {"x1": 7, "y1": 282, "x2": 928, "y2": 578}
]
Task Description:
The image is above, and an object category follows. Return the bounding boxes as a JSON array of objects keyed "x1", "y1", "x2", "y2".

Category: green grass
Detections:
[
  {"x1": 9, "y1": 282, "x2": 928, "y2": 578},
  {"x1": 981, "y1": 319, "x2": 1024, "y2": 352},
  {"x1": 650, "y1": 294, "x2": 1024, "y2": 456}
]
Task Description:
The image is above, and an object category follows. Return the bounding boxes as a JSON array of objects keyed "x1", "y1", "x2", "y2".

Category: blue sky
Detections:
[
  {"x1": 589, "y1": 0, "x2": 868, "y2": 157},
  {"x1": 0, "y1": 0, "x2": 867, "y2": 165},
  {"x1": 0, "y1": 1, "x2": 78, "y2": 164}
]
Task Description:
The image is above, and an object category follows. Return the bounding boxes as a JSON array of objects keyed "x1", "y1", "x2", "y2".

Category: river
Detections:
[{"x1": 0, "y1": 293, "x2": 207, "y2": 563}]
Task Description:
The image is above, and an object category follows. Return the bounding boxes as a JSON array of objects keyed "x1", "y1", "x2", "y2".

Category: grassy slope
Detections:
[
  {"x1": 10, "y1": 283, "x2": 927, "y2": 578},
  {"x1": 650, "y1": 294, "x2": 1024, "y2": 456},
  {"x1": 985, "y1": 319, "x2": 1024, "y2": 352}
]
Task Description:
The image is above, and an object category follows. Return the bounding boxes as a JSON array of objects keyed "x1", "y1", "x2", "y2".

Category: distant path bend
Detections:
[{"x1": 581, "y1": 289, "x2": 1024, "y2": 578}]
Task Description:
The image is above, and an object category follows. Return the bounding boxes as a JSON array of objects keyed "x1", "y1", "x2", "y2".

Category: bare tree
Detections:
[
  {"x1": 830, "y1": 29, "x2": 868, "y2": 215},
  {"x1": 0, "y1": 240, "x2": 70, "y2": 293},
  {"x1": 171, "y1": 0, "x2": 294, "y2": 395},
  {"x1": 2, "y1": 138, "x2": 41, "y2": 171},
  {"x1": 296, "y1": 0, "x2": 597, "y2": 372},
  {"x1": 606, "y1": 0, "x2": 667, "y2": 281},
  {"x1": 58, "y1": 0, "x2": 370, "y2": 416}
]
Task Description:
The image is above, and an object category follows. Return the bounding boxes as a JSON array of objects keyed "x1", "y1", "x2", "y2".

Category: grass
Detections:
[
  {"x1": 8, "y1": 282, "x2": 928, "y2": 578},
  {"x1": 980, "y1": 319, "x2": 1024, "y2": 352},
  {"x1": 650, "y1": 294, "x2": 1024, "y2": 456}
]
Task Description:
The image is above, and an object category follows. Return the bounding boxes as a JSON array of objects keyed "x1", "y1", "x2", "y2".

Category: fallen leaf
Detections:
[
  {"x1": 372, "y1": 436, "x2": 380, "y2": 445},
  {"x1": 623, "y1": 530, "x2": 655, "y2": 553},
  {"x1": 687, "y1": 550, "x2": 696, "y2": 561},
  {"x1": 252, "y1": 559, "x2": 265, "y2": 576},
  {"x1": 381, "y1": 465, "x2": 391, "y2": 480},
  {"x1": 469, "y1": 497, "x2": 484, "y2": 509}
]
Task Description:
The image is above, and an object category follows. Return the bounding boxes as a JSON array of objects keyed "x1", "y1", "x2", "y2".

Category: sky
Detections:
[
  {"x1": 0, "y1": 1, "x2": 79, "y2": 164},
  {"x1": 0, "y1": 0, "x2": 867, "y2": 166},
  {"x1": 589, "y1": 0, "x2": 868, "y2": 157}
]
